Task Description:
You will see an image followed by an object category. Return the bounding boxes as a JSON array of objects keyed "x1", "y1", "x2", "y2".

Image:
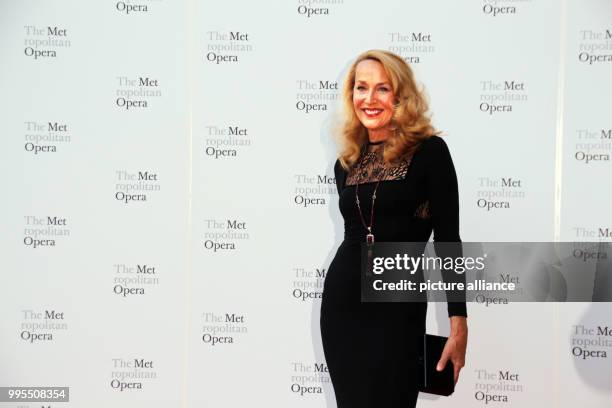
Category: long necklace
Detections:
[{"x1": 355, "y1": 178, "x2": 381, "y2": 246}]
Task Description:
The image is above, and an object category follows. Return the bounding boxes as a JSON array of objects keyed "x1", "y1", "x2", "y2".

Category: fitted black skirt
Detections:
[{"x1": 320, "y1": 241, "x2": 427, "y2": 408}]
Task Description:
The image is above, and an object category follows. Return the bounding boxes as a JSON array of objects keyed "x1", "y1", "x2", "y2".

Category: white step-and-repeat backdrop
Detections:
[{"x1": 1, "y1": 0, "x2": 610, "y2": 407}]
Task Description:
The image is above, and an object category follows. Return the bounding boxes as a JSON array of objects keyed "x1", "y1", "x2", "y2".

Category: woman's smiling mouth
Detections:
[{"x1": 363, "y1": 108, "x2": 383, "y2": 117}]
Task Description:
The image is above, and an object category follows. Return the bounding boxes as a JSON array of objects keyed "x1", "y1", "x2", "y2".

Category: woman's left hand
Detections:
[{"x1": 436, "y1": 316, "x2": 468, "y2": 385}]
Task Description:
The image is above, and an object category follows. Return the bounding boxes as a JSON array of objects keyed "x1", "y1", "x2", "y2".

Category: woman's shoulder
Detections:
[
  {"x1": 334, "y1": 158, "x2": 347, "y2": 175},
  {"x1": 418, "y1": 134, "x2": 447, "y2": 150},
  {"x1": 415, "y1": 135, "x2": 452, "y2": 159},
  {"x1": 333, "y1": 158, "x2": 347, "y2": 193},
  {"x1": 334, "y1": 158, "x2": 342, "y2": 171}
]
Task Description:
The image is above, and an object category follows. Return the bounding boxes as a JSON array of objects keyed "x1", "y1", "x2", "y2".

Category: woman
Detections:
[{"x1": 320, "y1": 50, "x2": 468, "y2": 408}]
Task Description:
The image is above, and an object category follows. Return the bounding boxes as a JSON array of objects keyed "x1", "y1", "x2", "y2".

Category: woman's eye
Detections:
[
  {"x1": 379, "y1": 87, "x2": 389, "y2": 92},
  {"x1": 356, "y1": 86, "x2": 366, "y2": 91}
]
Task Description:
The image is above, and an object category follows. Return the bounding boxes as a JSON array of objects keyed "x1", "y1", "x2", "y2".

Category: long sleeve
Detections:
[
  {"x1": 333, "y1": 159, "x2": 346, "y2": 195},
  {"x1": 424, "y1": 136, "x2": 467, "y2": 318}
]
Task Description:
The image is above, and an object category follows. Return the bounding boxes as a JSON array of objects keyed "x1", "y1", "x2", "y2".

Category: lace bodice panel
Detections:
[
  {"x1": 345, "y1": 143, "x2": 410, "y2": 186},
  {"x1": 344, "y1": 142, "x2": 430, "y2": 219}
]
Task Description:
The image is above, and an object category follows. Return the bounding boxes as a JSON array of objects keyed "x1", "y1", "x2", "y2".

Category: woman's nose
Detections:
[{"x1": 365, "y1": 90, "x2": 376, "y2": 104}]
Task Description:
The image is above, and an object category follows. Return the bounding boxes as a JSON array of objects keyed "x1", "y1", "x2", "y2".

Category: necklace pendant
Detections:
[{"x1": 366, "y1": 233, "x2": 375, "y2": 246}]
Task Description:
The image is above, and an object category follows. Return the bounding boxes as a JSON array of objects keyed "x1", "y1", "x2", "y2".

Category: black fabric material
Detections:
[{"x1": 321, "y1": 136, "x2": 467, "y2": 408}]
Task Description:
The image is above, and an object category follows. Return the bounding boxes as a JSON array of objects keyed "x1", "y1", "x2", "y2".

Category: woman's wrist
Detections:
[{"x1": 449, "y1": 315, "x2": 468, "y2": 337}]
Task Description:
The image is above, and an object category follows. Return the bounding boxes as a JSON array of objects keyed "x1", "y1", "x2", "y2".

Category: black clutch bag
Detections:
[{"x1": 417, "y1": 334, "x2": 455, "y2": 396}]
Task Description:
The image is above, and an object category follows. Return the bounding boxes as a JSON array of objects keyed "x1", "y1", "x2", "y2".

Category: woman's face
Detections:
[{"x1": 352, "y1": 59, "x2": 396, "y2": 133}]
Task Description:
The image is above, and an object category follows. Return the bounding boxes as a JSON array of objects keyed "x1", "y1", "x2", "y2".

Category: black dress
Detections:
[{"x1": 320, "y1": 136, "x2": 467, "y2": 408}]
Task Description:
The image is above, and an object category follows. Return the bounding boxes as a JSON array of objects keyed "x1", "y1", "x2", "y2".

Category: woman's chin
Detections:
[{"x1": 361, "y1": 122, "x2": 388, "y2": 131}]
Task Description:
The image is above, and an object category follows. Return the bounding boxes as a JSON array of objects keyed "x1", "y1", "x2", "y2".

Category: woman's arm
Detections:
[
  {"x1": 425, "y1": 136, "x2": 467, "y2": 317},
  {"x1": 334, "y1": 159, "x2": 346, "y2": 195},
  {"x1": 423, "y1": 136, "x2": 468, "y2": 384},
  {"x1": 438, "y1": 316, "x2": 468, "y2": 384}
]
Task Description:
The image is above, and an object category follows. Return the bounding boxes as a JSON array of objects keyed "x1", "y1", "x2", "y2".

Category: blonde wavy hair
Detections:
[{"x1": 337, "y1": 49, "x2": 440, "y2": 169}]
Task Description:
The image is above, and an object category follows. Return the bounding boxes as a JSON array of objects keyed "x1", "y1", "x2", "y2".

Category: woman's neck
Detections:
[{"x1": 367, "y1": 128, "x2": 391, "y2": 144}]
